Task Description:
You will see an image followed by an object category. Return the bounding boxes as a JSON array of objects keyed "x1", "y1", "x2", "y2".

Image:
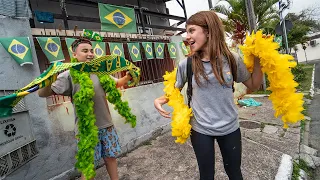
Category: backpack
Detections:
[{"x1": 186, "y1": 57, "x2": 235, "y2": 107}]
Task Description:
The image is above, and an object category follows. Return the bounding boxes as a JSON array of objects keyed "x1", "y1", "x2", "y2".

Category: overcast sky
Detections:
[{"x1": 166, "y1": 0, "x2": 320, "y2": 25}]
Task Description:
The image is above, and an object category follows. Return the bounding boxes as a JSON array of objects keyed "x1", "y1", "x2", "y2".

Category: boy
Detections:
[{"x1": 38, "y1": 38, "x2": 131, "y2": 180}]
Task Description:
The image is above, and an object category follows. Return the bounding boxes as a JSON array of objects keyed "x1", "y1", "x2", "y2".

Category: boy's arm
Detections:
[
  {"x1": 38, "y1": 71, "x2": 72, "y2": 97},
  {"x1": 38, "y1": 86, "x2": 55, "y2": 97},
  {"x1": 115, "y1": 72, "x2": 132, "y2": 88}
]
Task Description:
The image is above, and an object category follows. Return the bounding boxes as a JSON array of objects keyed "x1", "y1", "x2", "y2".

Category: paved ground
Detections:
[
  {"x1": 90, "y1": 96, "x2": 301, "y2": 180},
  {"x1": 308, "y1": 62, "x2": 320, "y2": 179}
]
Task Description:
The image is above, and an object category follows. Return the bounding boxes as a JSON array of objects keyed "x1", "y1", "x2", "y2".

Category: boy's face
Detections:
[{"x1": 72, "y1": 43, "x2": 94, "y2": 62}]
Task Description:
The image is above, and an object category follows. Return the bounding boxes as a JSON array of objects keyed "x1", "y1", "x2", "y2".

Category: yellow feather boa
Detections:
[
  {"x1": 239, "y1": 31, "x2": 304, "y2": 128},
  {"x1": 163, "y1": 30, "x2": 304, "y2": 144}
]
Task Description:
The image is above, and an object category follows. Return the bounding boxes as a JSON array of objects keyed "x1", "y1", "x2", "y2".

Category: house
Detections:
[{"x1": 295, "y1": 32, "x2": 320, "y2": 64}]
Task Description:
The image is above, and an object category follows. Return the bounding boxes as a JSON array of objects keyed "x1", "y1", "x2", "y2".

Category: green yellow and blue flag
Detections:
[
  {"x1": 36, "y1": 37, "x2": 65, "y2": 63},
  {"x1": 141, "y1": 42, "x2": 154, "y2": 59},
  {"x1": 154, "y1": 42, "x2": 165, "y2": 59},
  {"x1": 168, "y1": 43, "x2": 177, "y2": 59},
  {"x1": 91, "y1": 41, "x2": 106, "y2": 58},
  {"x1": 180, "y1": 42, "x2": 189, "y2": 56},
  {"x1": 65, "y1": 38, "x2": 76, "y2": 58},
  {"x1": 98, "y1": 3, "x2": 137, "y2": 33},
  {"x1": 0, "y1": 37, "x2": 33, "y2": 66},
  {"x1": 127, "y1": 42, "x2": 141, "y2": 62},
  {"x1": 109, "y1": 42, "x2": 125, "y2": 58}
]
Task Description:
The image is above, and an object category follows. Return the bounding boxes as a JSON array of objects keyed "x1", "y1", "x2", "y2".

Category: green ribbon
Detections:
[{"x1": 0, "y1": 55, "x2": 140, "y2": 118}]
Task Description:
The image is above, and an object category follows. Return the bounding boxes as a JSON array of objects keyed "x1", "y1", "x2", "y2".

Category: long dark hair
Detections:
[{"x1": 186, "y1": 11, "x2": 237, "y2": 86}]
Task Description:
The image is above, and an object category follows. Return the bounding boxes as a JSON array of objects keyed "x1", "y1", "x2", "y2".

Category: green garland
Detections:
[
  {"x1": 98, "y1": 75, "x2": 137, "y2": 128},
  {"x1": 70, "y1": 58, "x2": 136, "y2": 180}
]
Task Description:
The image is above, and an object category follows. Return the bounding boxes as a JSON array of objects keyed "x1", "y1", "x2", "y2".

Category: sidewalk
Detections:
[{"x1": 94, "y1": 97, "x2": 300, "y2": 180}]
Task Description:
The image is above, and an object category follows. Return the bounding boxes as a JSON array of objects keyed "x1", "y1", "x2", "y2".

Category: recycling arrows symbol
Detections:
[{"x1": 4, "y1": 124, "x2": 16, "y2": 137}]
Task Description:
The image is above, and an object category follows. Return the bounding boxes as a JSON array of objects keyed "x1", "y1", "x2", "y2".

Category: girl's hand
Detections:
[{"x1": 154, "y1": 96, "x2": 171, "y2": 118}]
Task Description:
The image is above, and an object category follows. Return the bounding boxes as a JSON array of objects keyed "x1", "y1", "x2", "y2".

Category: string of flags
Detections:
[{"x1": 0, "y1": 36, "x2": 191, "y2": 66}]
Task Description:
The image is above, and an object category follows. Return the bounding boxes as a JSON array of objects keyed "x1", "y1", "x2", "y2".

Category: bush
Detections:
[{"x1": 292, "y1": 64, "x2": 306, "y2": 83}]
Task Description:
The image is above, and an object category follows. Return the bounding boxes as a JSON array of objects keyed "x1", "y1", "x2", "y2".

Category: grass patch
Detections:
[
  {"x1": 292, "y1": 159, "x2": 312, "y2": 180},
  {"x1": 302, "y1": 102, "x2": 308, "y2": 116},
  {"x1": 298, "y1": 64, "x2": 314, "y2": 92},
  {"x1": 252, "y1": 90, "x2": 272, "y2": 94}
]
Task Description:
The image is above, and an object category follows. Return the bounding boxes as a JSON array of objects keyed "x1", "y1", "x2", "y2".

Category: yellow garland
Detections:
[
  {"x1": 163, "y1": 30, "x2": 305, "y2": 144},
  {"x1": 239, "y1": 30, "x2": 304, "y2": 128},
  {"x1": 163, "y1": 69, "x2": 193, "y2": 144}
]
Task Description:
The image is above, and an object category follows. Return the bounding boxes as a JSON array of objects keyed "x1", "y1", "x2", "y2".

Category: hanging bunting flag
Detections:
[
  {"x1": 168, "y1": 43, "x2": 177, "y2": 58},
  {"x1": 36, "y1": 37, "x2": 65, "y2": 63},
  {"x1": 91, "y1": 41, "x2": 106, "y2": 58},
  {"x1": 180, "y1": 42, "x2": 189, "y2": 56},
  {"x1": 83, "y1": 29, "x2": 94, "y2": 39},
  {"x1": 65, "y1": 38, "x2": 76, "y2": 58},
  {"x1": 98, "y1": 3, "x2": 137, "y2": 33},
  {"x1": 142, "y1": 42, "x2": 154, "y2": 59},
  {"x1": 0, "y1": 37, "x2": 33, "y2": 66},
  {"x1": 109, "y1": 42, "x2": 125, "y2": 58},
  {"x1": 92, "y1": 32, "x2": 103, "y2": 42},
  {"x1": 127, "y1": 42, "x2": 141, "y2": 62},
  {"x1": 154, "y1": 42, "x2": 165, "y2": 59}
]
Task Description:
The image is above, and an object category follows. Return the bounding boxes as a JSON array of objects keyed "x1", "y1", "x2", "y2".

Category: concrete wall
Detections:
[
  {"x1": 295, "y1": 38, "x2": 320, "y2": 63},
  {"x1": 0, "y1": 16, "x2": 75, "y2": 180},
  {"x1": 29, "y1": 0, "x2": 169, "y2": 35}
]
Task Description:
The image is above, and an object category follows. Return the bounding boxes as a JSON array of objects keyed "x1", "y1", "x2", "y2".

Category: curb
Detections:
[
  {"x1": 310, "y1": 64, "x2": 316, "y2": 97},
  {"x1": 244, "y1": 94, "x2": 269, "y2": 98},
  {"x1": 275, "y1": 154, "x2": 293, "y2": 180}
]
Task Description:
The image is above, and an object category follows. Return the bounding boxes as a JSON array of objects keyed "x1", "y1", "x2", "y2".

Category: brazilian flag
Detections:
[
  {"x1": 154, "y1": 42, "x2": 165, "y2": 59},
  {"x1": 180, "y1": 42, "x2": 189, "y2": 56},
  {"x1": 168, "y1": 43, "x2": 177, "y2": 59},
  {"x1": 65, "y1": 38, "x2": 76, "y2": 58},
  {"x1": 0, "y1": 37, "x2": 33, "y2": 66},
  {"x1": 142, "y1": 42, "x2": 154, "y2": 59},
  {"x1": 98, "y1": 3, "x2": 137, "y2": 33},
  {"x1": 109, "y1": 42, "x2": 125, "y2": 58},
  {"x1": 127, "y1": 42, "x2": 141, "y2": 62},
  {"x1": 36, "y1": 37, "x2": 65, "y2": 63},
  {"x1": 91, "y1": 41, "x2": 106, "y2": 58}
]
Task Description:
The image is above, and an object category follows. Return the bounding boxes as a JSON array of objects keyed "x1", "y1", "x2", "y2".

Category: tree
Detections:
[
  {"x1": 285, "y1": 9, "x2": 320, "y2": 52},
  {"x1": 213, "y1": 0, "x2": 279, "y2": 44}
]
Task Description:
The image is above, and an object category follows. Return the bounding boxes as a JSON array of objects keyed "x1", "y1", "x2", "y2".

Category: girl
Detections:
[{"x1": 154, "y1": 11, "x2": 263, "y2": 180}]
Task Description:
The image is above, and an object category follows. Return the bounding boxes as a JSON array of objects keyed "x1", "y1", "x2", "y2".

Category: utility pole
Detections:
[
  {"x1": 245, "y1": 0, "x2": 256, "y2": 32},
  {"x1": 208, "y1": 0, "x2": 213, "y2": 9},
  {"x1": 245, "y1": 0, "x2": 267, "y2": 91},
  {"x1": 279, "y1": 0, "x2": 290, "y2": 54}
]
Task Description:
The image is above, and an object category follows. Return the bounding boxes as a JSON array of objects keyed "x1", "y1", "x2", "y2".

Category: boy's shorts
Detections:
[{"x1": 93, "y1": 126, "x2": 121, "y2": 165}]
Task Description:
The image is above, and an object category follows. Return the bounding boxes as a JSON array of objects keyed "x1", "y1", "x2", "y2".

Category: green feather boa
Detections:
[{"x1": 70, "y1": 58, "x2": 136, "y2": 179}]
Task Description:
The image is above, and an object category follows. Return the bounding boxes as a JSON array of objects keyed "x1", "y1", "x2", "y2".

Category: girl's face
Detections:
[{"x1": 186, "y1": 25, "x2": 208, "y2": 53}]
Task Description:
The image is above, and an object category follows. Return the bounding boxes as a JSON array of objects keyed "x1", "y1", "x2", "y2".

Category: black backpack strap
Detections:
[{"x1": 186, "y1": 57, "x2": 193, "y2": 107}]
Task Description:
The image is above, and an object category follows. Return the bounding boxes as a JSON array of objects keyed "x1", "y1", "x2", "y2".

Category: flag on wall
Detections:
[
  {"x1": 108, "y1": 42, "x2": 125, "y2": 58},
  {"x1": 154, "y1": 42, "x2": 165, "y2": 59},
  {"x1": 127, "y1": 42, "x2": 141, "y2": 62},
  {"x1": 91, "y1": 41, "x2": 106, "y2": 58},
  {"x1": 180, "y1": 42, "x2": 189, "y2": 56},
  {"x1": 36, "y1": 37, "x2": 64, "y2": 63},
  {"x1": 65, "y1": 38, "x2": 76, "y2": 58},
  {"x1": 98, "y1": 3, "x2": 137, "y2": 33},
  {"x1": 168, "y1": 43, "x2": 177, "y2": 58},
  {"x1": 0, "y1": 37, "x2": 33, "y2": 66},
  {"x1": 141, "y1": 42, "x2": 154, "y2": 59}
]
